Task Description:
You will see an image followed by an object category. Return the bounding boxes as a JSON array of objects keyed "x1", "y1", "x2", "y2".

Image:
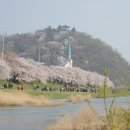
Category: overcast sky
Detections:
[{"x1": 0, "y1": 0, "x2": 130, "y2": 63}]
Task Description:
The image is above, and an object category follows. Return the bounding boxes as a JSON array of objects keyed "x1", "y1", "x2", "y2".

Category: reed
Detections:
[
  {"x1": 46, "y1": 108, "x2": 105, "y2": 130},
  {"x1": 68, "y1": 94, "x2": 91, "y2": 103},
  {"x1": 0, "y1": 91, "x2": 60, "y2": 107}
]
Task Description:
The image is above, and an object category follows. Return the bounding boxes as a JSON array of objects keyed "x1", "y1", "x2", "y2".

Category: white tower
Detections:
[{"x1": 65, "y1": 41, "x2": 73, "y2": 68}]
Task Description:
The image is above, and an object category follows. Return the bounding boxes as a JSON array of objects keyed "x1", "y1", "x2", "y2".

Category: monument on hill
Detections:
[{"x1": 65, "y1": 40, "x2": 73, "y2": 68}]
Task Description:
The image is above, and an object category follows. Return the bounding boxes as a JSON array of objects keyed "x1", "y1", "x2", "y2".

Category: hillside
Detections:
[
  {"x1": 1, "y1": 25, "x2": 130, "y2": 86},
  {"x1": 0, "y1": 55, "x2": 113, "y2": 87}
]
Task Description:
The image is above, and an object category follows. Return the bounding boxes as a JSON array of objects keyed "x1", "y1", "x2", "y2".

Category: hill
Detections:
[{"x1": 1, "y1": 25, "x2": 130, "y2": 86}]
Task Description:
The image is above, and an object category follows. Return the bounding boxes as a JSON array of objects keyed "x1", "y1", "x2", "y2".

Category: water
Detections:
[{"x1": 0, "y1": 96, "x2": 130, "y2": 130}]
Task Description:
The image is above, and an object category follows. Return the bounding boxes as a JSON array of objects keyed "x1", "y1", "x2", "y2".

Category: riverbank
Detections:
[
  {"x1": 46, "y1": 96, "x2": 130, "y2": 130},
  {"x1": 0, "y1": 80, "x2": 130, "y2": 108},
  {"x1": 1, "y1": 80, "x2": 130, "y2": 99},
  {"x1": 0, "y1": 88, "x2": 130, "y2": 107},
  {"x1": 46, "y1": 106, "x2": 130, "y2": 130},
  {"x1": 0, "y1": 90, "x2": 92, "y2": 107},
  {"x1": 0, "y1": 96, "x2": 130, "y2": 130},
  {"x1": 0, "y1": 91, "x2": 63, "y2": 107},
  {"x1": 46, "y1": 107, "x2": 105, "y2": 130}
]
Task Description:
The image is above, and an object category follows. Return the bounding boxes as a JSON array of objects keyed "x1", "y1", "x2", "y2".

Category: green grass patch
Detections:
[
  {"x1": 26, "y1": 89, "x2": 89, "y2": 99},
  {"x1": 1, "y1": 80, "x2": 130, "y2": 99}
]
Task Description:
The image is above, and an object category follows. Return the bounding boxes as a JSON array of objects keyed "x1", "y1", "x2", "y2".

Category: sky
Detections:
[{"x1": 0, "y1": 0, "x2": 130, "y2": 63}]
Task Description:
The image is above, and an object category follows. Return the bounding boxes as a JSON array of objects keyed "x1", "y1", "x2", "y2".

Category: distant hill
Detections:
[{"x1": 1, "y1": 25, "x2": 130, "y2": 86}]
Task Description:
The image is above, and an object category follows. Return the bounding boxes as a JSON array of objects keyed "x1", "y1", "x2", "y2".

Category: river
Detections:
[{"x1": 0, "y1": 96, "x2": 130, "y2": 130}]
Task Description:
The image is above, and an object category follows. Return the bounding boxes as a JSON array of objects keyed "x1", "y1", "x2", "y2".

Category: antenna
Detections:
[{"x1": 65, "y1": 38, "x2": 73, "y2": 68}]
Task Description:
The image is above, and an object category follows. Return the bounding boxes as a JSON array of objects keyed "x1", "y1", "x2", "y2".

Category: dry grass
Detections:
[
  {"x1": 68, "y1": 94, "x2": 91, "y2": 103},
  {"x1": 0, "y1": 91, "x2": 60, "y2": 107},
  {"x1": 46, "y1": 105, "x2": 130, "y2": 130},
  {"x1": 46, "y1": 108, "x2": 105, "y2": 130},
  {"x1": 105, "y1": 106, "x2": 130, "y2": 130}
]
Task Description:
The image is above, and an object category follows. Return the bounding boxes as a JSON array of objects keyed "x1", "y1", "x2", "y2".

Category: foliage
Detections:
[
  {"x1": 45, "y1": 68, "x2": 130, "y2": 130},
  {"x1": 9, "y1": 71, "x2": 20, "y2": 84},
  {"x1": 4, "y1": 25, "x2": 130, "y2": 86}
]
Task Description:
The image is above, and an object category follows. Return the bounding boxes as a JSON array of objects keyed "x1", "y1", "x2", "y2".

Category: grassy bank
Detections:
[
  {"x1": 1, "y1": 80, "x2": 130, "y2": 102},
  {"x1": 0, "y1": 80, "x2": 94, "y2": 100},
  {"x1": 27, "y1": 90, "x2": 92, "y2": 99},
  {"x1": 0, "y1": 91, "x2": 62, "y2": 107}
]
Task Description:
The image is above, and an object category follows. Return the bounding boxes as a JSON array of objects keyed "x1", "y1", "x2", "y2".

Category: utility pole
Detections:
[
  {"x1": 1, "y1": 33, "x2": 5, "y2": 62},
  {"x1": 39, "y1": 47, "x2": 41, "y2": 63}
]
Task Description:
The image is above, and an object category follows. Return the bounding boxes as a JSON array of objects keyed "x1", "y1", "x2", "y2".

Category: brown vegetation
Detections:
[
  {"x1": 46, "y1": 105, "x2": 130, "y2": 130},
  {"x1": 0, "y1": 91, "x2": 60, "y2": 107},
  {"x1": 105, "y1": 106, "x2": 130, "y2": 130},
  {"x1": 68, "y1": 94, "x2": 91, "y2": 103},
  {"x1": 46, "y1": 108, "x2": 105, "y2": 130}
]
